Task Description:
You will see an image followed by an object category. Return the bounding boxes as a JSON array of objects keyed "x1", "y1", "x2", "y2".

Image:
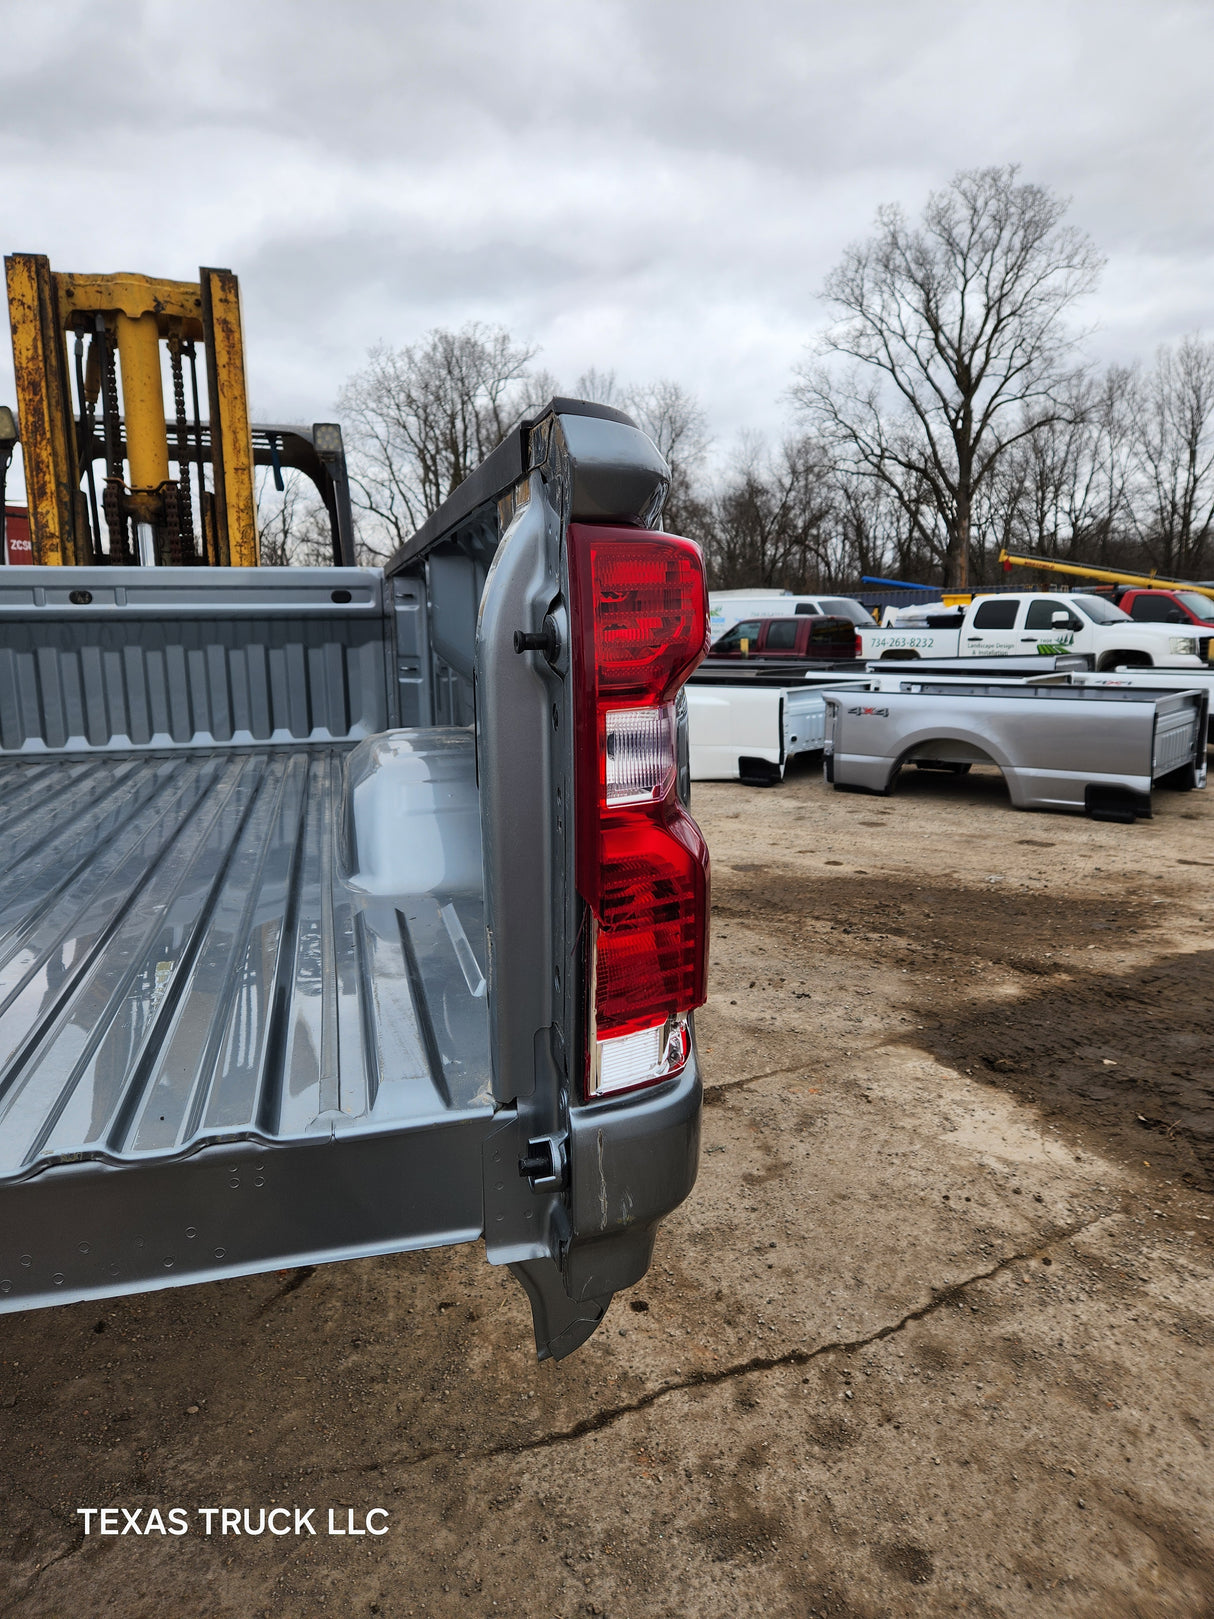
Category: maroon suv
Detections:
[{"x1": 709, "y1": 614, "x2": 859, "y2": 660}]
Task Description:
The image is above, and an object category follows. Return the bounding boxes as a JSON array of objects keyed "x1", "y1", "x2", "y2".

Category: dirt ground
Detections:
[{"x1": 3, "y1": 759, "x2": 1214, "y2": 1617}]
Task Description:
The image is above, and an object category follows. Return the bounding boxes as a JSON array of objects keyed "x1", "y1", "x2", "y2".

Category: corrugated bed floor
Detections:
[{"x1": 0, "y1": 749, "x2": 491, "y2": 1182}]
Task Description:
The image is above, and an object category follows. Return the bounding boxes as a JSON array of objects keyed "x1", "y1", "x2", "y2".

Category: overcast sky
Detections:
[{"x1": 3, "y1": 0, "x2": 1213, "y2": 477}]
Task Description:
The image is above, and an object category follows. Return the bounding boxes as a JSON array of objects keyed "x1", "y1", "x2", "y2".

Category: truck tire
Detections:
[{"x1": 1097, "y1": 650, "x2": 1150, "y2": 671}]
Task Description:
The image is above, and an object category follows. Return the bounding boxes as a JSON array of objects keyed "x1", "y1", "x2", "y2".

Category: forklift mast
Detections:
[{"x1": 3, "y1": 254, "x2": 355, "y2": 568}]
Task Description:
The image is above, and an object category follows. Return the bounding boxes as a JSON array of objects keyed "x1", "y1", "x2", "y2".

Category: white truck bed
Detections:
[
  {"x1": 1073, "y1": 667, "x2": 1214, "y2": 742},
  {"x1": 687, "y1": 674, "x2": 867, "y2": 783}
]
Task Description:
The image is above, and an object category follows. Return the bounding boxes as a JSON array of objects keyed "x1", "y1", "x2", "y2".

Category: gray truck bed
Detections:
[
  {"x1": 0, "y1": 744, "x2": 491, "y2": 1185},
  {"x1": 0, "y1": 401, "x2": 706, "y2": 1359},
  {"x1": 823, "y1": 680, "x2": 1208, "y2": 817}
]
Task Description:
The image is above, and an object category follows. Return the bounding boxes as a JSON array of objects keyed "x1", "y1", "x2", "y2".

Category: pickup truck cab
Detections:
[
  {"x1": 861, "y1": 591, "x2": 1205, "y2": 671},
  {"x1": 1098, "y1": 588, "x2": 1214, "y2": 656},
  {"x1": 708, "y1": 614, "x2": 858, "y2": 660}
]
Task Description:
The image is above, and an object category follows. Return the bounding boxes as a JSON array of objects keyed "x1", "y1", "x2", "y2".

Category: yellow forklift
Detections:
[{"x1": 3, "y1": 253, "x2": 355, "y2": 568}]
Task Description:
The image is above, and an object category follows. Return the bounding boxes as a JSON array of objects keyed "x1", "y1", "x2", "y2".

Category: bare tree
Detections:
[
  {"x1": 704, "y1": 434, "x2": 835, "y2": 590},
  {"x1": 990, "y1": 366, "x2": 1136, "y2": 576},
  {"x1": 830, "y1": 461, "x2": 938, "y2": 587},
  {"x1": 256, "y1": 469, "x2": 334, "y2": 567},
  {"x1": 703, "y1": 438, "x2": 945, "y2": 593},
  {"x1": 1128, "y1": 334, "x2": 1214, "y2": 576},
  {"x1": 624, "y1": 379, "x2": 710, "y2": 535},
  {"x1": 571, "y1": 367, "x2": 624, "y2": 408},
  {"x1": 793, "y1": 166, "x2": 1102, "y2": 587},
  {"x1": 338, "y1": 323, "x2": 541, "y2": 559}
]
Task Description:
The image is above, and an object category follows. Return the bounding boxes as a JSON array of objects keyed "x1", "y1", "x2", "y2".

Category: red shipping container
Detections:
[{"x1": 3, "y1": 507, "x2": 31, "y2": 564}]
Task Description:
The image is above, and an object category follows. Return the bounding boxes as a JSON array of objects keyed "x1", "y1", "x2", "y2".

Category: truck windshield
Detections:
[
  {"x1": 1072, "y1": 594, "x2": 1131, "y2": 624},
  {"x1": 1175, "y1": 592, "x2": 1214, "y2": 622},
  {"x1": 816, "y1": 597, "x2": 873, "y2": 625},
  {"x1": 712, "y1": 620, "x2": 761, "y2": 652}
]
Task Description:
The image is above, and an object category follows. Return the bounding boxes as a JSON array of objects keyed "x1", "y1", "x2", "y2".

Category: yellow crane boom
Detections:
[{"x1": 997, "y1": 548, "x2": 1214, "y2": 602}]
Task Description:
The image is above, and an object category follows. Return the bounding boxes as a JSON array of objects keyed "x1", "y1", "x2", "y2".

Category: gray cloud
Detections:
[{"x1": 3, "y1": 0, "x2": 1213, "y2": 478}]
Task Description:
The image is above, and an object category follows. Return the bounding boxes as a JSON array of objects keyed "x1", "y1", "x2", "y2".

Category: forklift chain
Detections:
[
  {"x1": 167, "y1": 334, "x2": 196, "y2": 564},
  {"x1": 99, "y1": 327, "x2": 132, "y2": 564}
]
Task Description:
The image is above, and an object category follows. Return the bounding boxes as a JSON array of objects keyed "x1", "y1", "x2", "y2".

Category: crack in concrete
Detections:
[
  {"x1": 0, "y1": 1213, "x2": 1107, "y2": 1604},
  {"x1": 703, "y1": 1064, "x2": 809, "y2": 1103},
  {"x1": 0, "y1": 1470, "x2": 90, "y2": 1615},
  {"x1": 1, "y1": 1535, "x2": 84, "y2": 1616},
  {"x1": 0, "y1": 1473, "x2": 64, "y2": 1524},
  {"x1": 366, "y1": 1213, "x2": 1106, "y2": 1480}
]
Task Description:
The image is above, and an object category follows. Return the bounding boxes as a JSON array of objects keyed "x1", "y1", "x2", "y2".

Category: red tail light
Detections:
[
  {"x1": 568, "y1": 523, "x2": 710, "y2": 1099},
  {"x1": 854, "y1": 631, "x2": 863, "y2": 658}
]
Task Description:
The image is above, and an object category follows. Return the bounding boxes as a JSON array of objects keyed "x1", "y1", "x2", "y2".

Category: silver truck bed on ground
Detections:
[
  {"x1": 823, "y1": 680, "x2": 1208, "y2": 819},
  {"x1": 1071, "y1": 666, "x2": 1214, "y2": 743}
]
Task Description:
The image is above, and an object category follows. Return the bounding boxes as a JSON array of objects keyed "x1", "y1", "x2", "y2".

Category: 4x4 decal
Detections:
[{"x1": 847, "y1": 705, "x2": 890, "y2": 716}]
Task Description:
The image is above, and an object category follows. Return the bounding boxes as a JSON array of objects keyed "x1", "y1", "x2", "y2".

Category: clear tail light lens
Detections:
[
  {"x1": 568, "y1": 523, "x2": 711, "y2": 1100},
  {"x1": 605, "y1": 704, "x2": 676, "y2": 805},
  {"x1": 593, "y1": 1016, "x2": 691, "y2": 1098}
]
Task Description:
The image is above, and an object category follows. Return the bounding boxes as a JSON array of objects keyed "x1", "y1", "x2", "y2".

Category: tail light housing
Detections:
[
  {"x1": 854, "y1": 631, "x2": 863, "y2": 658},
  {"x1": 568, "y1": 523, "x2": 710, "y2": 1099}
]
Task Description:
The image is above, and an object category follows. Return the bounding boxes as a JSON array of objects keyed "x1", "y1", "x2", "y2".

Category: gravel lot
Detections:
[{"x1": 2, "y1": 760, "x2": 1213, "y2": 1617}]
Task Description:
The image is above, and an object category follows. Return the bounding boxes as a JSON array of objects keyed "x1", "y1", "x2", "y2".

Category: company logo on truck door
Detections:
[{"x1": 847, "y1": 705, "x2": 890, "y2": 716}]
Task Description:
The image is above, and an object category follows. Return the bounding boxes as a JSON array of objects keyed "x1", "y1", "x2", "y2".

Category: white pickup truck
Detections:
[{"x1": 860, "y1": 591, "x2": 1206, "y2": 671}]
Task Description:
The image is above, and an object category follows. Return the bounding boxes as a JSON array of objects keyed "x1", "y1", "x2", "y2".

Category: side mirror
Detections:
[{"x1": 1051, "y1": 612, "x2": 1069, "y2": 628}]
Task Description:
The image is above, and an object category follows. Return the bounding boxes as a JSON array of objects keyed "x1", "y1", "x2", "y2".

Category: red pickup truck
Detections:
[
  {"x1": 709, "y1": 614, "x2": 859, "y2": 660},
  {"x1": 1085, "y1": 589, "x2": 1214, "y2": 661}
]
